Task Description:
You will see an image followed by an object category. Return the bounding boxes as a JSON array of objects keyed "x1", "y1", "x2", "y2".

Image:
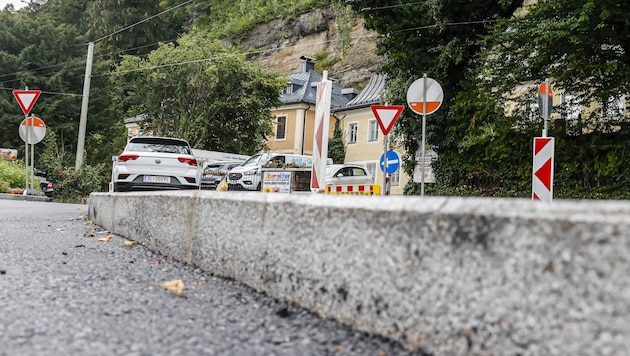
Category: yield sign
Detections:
[
  {"x1": 371, "y1": 105, "x2": 404, "y2": 135},
  {"x1": 13, "y1": 90, "x2": 42, "y2": 115}
]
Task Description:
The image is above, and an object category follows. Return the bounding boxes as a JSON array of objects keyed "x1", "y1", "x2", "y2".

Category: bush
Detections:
[
  {"x1": 0, "y1": 160, "x2": 26, "y2": 192},
  {"x1": 48, "y1": 163, "x2": 109, "y2": 203}
]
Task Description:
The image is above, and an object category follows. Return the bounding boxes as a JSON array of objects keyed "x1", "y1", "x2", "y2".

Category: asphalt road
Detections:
[{"x1": 0, "y1": 199, "x2": 430, "y2": 356}]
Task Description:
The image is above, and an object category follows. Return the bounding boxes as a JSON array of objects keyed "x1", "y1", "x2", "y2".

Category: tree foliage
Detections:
[
  {"x1": 352, "y1": 0, "x2": 630, "y2": 198},
  {"x1": 110, "y1": 30, "x2": 285, "y2": 155}
]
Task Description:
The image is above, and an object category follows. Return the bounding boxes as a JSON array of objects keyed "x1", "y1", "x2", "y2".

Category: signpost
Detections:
[
  {"x1": 371, "y1": 105, "x2": 403, "y2": 195},
  {"x1": 406, "y1": 74, "x2": 443, "y2": 196},
  {"x1": 13, "y1": 89, "x2": 42, "y2": 194},
  {"x1": 533, "y1": 79, "x2": 554, "y2": 202},
  {"x1": 538, "y1": 79, "x2": 553, "y2": 137},
  {"x1": 311, "y1": 71, "x2": 332, "y2": 193}
]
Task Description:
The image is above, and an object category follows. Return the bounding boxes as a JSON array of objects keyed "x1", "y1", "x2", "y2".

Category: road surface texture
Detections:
[{"x1": 0, "y1": 199, "x2": 430, "y2": 355}]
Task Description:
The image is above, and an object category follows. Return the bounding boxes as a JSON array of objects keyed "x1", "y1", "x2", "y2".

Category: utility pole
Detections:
[{"x1": 75, "y1": 41, "x2": 94, "y2": 170}]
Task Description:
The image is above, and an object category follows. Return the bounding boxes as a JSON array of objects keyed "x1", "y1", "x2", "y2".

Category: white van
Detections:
[{"x1": 226, "y1": 153, "x2": 319, "y2": 191}]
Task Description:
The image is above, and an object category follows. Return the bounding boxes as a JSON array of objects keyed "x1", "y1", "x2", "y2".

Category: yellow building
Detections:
[{"x1": 268, "y1": 64, "x2": 411, "y2": 195}]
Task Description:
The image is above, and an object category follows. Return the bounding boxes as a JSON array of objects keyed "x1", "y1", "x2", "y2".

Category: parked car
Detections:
[
  {"x1": 325, "y1": 164, "x2": 373, "y2": 186},
  {"x1": 200, "y1": 161, "x2": 243, "y2": 190},
  {"x1": 227, "y1": 153, "x2": 316, "y2": 191},
  {"x1": 112, "y1": 136, "x2": 201, "y2": 192},
  {"x1": 33, "y1": 169, "x2": 54, "y2": 200}
]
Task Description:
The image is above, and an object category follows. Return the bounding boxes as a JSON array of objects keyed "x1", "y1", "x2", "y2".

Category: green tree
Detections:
[
  {"x1": 479, "y1": 0, "x2": 630, "y2": 123},
  {"x1": 110, "y1": 30, "x2": 284, "y2": 155},
  {"x1": 349, "y1": 0, "x2": 523, "y2": 195},
  {"x1": 328, "y1": 116, "x2": 346, "y2": 164}
]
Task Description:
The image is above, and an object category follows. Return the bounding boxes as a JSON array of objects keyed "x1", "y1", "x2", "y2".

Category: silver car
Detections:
[
  {"x1": 112, "y1": 137, "x2": 201, "y2": 192},
  {"x1": 201, "y1": 161, "x2": 242, "y2": 190},
  {"x1": 325, "y1": 164, "x2": 374, "y2": 186}
]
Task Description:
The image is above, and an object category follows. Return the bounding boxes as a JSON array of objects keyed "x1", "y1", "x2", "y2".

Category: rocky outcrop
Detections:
[{"x1": 242, "y1": 8, "x2": 382, "y2": 89}]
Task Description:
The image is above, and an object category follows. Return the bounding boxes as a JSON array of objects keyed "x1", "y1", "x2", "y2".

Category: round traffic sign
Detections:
[
  {"x1": 379, "y1": 150, "x2": 400, "y2": 174},
  {"x1": 19, "y1": 117, "x2": 46, "y2": 144},
  {"x1": 406, "y1": 77, "x2": 443, "y2": 115}
]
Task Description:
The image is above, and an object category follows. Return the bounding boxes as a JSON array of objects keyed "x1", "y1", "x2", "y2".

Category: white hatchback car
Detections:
[
  {"x1": 112, "y1": 136, "x2": 201, "y2": 192},
  {"x1": 325, "y1": 164, "x2": 374, "y2": 186}
]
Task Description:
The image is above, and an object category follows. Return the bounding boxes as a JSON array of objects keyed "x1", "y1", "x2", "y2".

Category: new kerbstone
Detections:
[{"x1": 89, "y1": 191, "x2": 630, "y2": 355}]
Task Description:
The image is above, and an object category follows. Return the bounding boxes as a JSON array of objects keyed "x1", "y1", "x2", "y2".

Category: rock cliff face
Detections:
[{"x1": 242, "y1": 8, "x2": 381, "y2": 89}]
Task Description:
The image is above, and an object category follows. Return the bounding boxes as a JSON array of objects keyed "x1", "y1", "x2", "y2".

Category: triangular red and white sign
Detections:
[
  {"x1": 371, "y1": 105, "x2": 404, "y2": 135},
  {"x1": 13, "y1": 90, "x2": 42, "y2": 115}
]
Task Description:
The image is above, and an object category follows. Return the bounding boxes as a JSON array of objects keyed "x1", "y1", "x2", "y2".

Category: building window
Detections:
[
  {"x1": 390, "y1": 169, "x2": 400, "y2": 186},
  {"x1": 366, "y1": 162, "x2": 377, "y2": 183},
  {"x1": 368, "y1": 120, "x2": 379, "y2": 142},
  {"x1": 347, "y1": 122, "x2": 358, "y2": 144},
  {"x1": 275, "y1": 115, "x2": 287, "y2": 140}
]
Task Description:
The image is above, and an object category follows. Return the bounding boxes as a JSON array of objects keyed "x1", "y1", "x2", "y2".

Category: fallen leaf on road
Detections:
[
  {"x1": 123, "y1": 240, "x2": 138, "y2": 247},
  {"x1": 83, "y1": 233, "x2": 94, "y2": 237},
  {"x1": 161, "y1": 279, "x2": 184, "y2": 297},
  {"x1": 85, "y1": 220, "x2": 93, "y2": 225},
  {"x1": 96, "y1": 235, "x2": 114, "y2": 242},
  {"x1": 56, "y1": 228, "x2": 65, "y2": 232}
]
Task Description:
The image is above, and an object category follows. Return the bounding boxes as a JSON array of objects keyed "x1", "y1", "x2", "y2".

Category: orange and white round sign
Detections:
[
  {"x1": 19, "y1": 117, "x2": 46, "y2": 144},
  {"x1": 406, "y1": 77, "x2": 443, "y2": 115}
]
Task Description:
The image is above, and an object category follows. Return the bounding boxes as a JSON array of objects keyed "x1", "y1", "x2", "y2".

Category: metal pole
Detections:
[
  {"x1": 421, "y1": 74, "x2": 427, "y2": 197},
  {"x1": 23, "y1": 113, "x2": 28, "y2": 195},
  {"x1": 381, "y1": 102, "x2": 390, "y2": 196},
  {"x1": 30, "y1": 116, "x2": 34, "y2": 191},
  {"x1": 543, "y1": 78, "x2": 549, "y2": 138},
  {"x1": 382, "y1": 134, "x2": 388, "y2": 195},
  {"x1": 75, "y1": 41, "x2": 94, "y2": 170}
]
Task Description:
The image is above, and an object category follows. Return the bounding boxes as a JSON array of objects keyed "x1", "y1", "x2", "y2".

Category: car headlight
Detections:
[{"x1": 244, "y1": 170, "x2": 258, "y2": 175}]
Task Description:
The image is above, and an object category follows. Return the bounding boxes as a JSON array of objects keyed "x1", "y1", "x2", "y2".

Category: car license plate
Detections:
[{"x1": 144, "y1": 175, "x2": 170, "y2": 183}]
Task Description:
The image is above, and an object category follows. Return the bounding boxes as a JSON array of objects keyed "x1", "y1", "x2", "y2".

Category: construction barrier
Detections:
[{"x1": 324, "y1": 184, "x2": 380, "y2": 195}]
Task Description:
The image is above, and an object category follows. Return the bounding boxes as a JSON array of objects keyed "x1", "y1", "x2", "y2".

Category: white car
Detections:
[
  {"x1": 326, "y1": 164, "x2": 374, "y2": 186},
  {"x1": 112, "y1": 136, "x2": 201, "y2": 192},
  {"x1": 227, "y1": 153, "x2": 314, "y2": 191}
]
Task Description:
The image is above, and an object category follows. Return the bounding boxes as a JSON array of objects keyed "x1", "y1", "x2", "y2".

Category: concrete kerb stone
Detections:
[
  {"x1": 0, "y1": 192, "x2": 51, "y2": 202},
  {"x1": 88, "y1": 191, "x2": 630, "y2": 355}
]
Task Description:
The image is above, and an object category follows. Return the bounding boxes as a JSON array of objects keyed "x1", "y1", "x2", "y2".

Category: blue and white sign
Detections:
[{"x1": 380, "y1": 150, "x2": 400, "y2": 174}]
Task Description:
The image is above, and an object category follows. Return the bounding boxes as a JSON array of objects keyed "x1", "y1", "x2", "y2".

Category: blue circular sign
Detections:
[{"x1": 379, "y1": 150, "x2": 400, "y2": 174}]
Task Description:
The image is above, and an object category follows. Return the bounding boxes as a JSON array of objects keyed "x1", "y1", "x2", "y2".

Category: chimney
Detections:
[{"x1": 300, "y1": 55, "x2": 315, "y2": 72}]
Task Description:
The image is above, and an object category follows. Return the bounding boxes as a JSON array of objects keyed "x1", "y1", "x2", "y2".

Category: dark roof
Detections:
[
  {"x1": 124, "y1": 113, "x2": 147, "y2": 124},
  {"x1": 344, "y1": 74, "x2": 387, "y2": 110},
  {"x1": 279, "y1": 70, "x2": 352, "y2": 109}
]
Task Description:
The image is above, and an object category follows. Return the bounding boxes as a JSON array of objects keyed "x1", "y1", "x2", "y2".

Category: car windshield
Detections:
[
  {"x1": 126, "y1": 138, "x2": 191, "y2": 155},
  {"x1": 240, "y1": 154, "x2": 265, "y2": 166}
]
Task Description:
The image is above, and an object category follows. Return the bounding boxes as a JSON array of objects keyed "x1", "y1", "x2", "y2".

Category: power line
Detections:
[
  {"x1": 92, "y1": 0, "x2": 194, "y2": 43},
  {"x1": 0, "y1": 86, "x2": 81, "y2": 97},
  {"x1": 359, "y1": 1, "x2": 426, "y2": 12},
  {"x1": 396, "y1": 19, "x2": 499, "y2": 32},
  {"x1": 1, "y1": 16, "x2": 499, "y2": 91}
]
